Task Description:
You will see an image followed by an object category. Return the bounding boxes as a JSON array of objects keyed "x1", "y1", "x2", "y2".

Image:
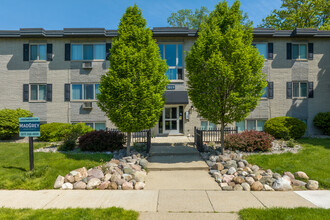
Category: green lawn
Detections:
[
  {"x1": 0, "y1": 142, "x2": 112, "y2": 190},
  {"x1": 246, "y1": 138, "x2": 330, "y2": 189},
  {"x1": 239, "y1": 207, "x2": 330, "y2": 220},
  {"x1": 0, "y1": 207, "x2": 138, "y2": 220}
]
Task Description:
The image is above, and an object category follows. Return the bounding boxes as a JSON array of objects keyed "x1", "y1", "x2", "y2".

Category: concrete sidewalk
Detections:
[{"x1": 0, "y1": 190, "x2": 327, "y2": 218}]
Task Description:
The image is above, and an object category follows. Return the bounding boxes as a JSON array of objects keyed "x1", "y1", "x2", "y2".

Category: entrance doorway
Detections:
[{"x1": 158, "y1": 106, "x2": 184, "y2": 135}]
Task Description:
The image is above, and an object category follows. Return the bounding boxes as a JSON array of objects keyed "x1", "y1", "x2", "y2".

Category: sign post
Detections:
[{"x1": 19, "y1": 117, "x2": 40, "y2": 171}]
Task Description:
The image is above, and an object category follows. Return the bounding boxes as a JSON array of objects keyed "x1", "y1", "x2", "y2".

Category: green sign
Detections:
[{"x1": 19, "y1": 117, "x2": 40, "y2": 137}]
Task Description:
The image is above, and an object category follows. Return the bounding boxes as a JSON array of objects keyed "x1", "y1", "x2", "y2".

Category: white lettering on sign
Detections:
[{"x1": 19, "y1": 123, "x2": 40, "y2": 129}]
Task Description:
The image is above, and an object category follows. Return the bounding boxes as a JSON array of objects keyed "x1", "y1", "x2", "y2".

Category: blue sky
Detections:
[{"x1": 0, "y1": 0, "x2": 282, "y2": 30}]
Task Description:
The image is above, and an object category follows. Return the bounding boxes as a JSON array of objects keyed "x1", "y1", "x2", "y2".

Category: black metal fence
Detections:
[
  {"x1": 106, "y1": 128, "x2": 152, "y2": 153},
  {"x1": 194, "y1": 127, "x2": 238, "y2": 152}
]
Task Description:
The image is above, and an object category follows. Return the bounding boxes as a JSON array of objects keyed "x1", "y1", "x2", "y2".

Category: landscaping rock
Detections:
[
  {"x1": 87, "y1": 169, "x2": 104, "y2": 179},
  {"x1": 283, "y1": 171, "x2": 295, "y2": 180},
  {"x1": 272, "y1": 178, "x2": 292, "y2": 191},
  {"x1": 273, "y1": 173, "x2": 282, "y2": 180},
  {"x1": 245, "y1": 177, "x2": 255, "y2": 186},
  {"x1": 139, "y1": 159, "x2": 148, "y2": 169},
  {"x1": 238, "y1": 161, "x2": 245, "y2": 168},
  {"x1": 251, "y1": 165, "x2": 259, "y2": 172},
  {"x1": 233, "y1": 176, "x2": 245, "y2": 184},
  {"x1": 61, "y1": 182, "x2": 73, "y2": 190},
  {"x1": 222, "y1": 186, "x2": 233, "y2": 191},
  {"x1": 133, "y1": 171, "x2": 147, "y2": 182},
  {"x1": 306, "y1": 180, "x2": 319, "y2": 190},
  {"x1": 220, "y1": 182, "x2": 228, "y2": 188},
  {"x1": 87, "y1": 178, "x2": 101, "y2": 189},
  {"x1": 122, "y1": 181, "x2": 133, "y2": 190},
  {"x1": 212, "y1": 163, "x2": 224, "y2": 171},
  {"x1": 54, "y1": 175, "x2": 65, "y2": 189},
  {"x1": 218, "y1": 155, "x2": 231, "y2": 162},
  {"x1": 291, "y1": 179, "x2": 307, "y2": 187},
  {"x1": 135, "y1": 182, "x2": 145, "y2": 190},
  {"x1": 251, "y1": 181, "x2": 263, "y2": 191},
  {"x1": 222, "y1": 175, "x2": 235, "y2": 183},
  {"x1": 225, "y1": 160, "x2": 238, "y2": 169},
  {"x1": 98, "y1": 181, "x2": 110, "y2": 190},
  {"x1": 64, "y1": 174, "x2": 75, "y2": 183},
  {"x1": 241, "y1": 182, "x2": 251, "y2": 191},
  {"x1": 123, "y1": 167, "x2": 134, "y2": 175},
  {"x1": 116, "y1": 178, "x2": 126, "y2": 186},
  {"x1": 259, "y1": 176, "x2": 275, "y2": 186},
  {"x1": 234, "y1": 184, "x2": 243, "y2": 191},
  {"x1": 109, "y1": 182, "x2": 118, "y2": 190},
  {"x1": 74, "y1": 167, "x2": 88, "y2": 178},
  {"x1": 264, "y1": 184, "x2": 274, "y2": 191},
  {"x1": 104, "y1": 173, "x2": 112, "y2": 182},
  {"x1": 294, "y1": 171, "x2": 309, "y2": 180},
  {"x1": 227, "y1": 167, "x2": 236, "y2": 175},
  {"x1": 73, "y1": 181, "x2": 86, "y2": 189}
]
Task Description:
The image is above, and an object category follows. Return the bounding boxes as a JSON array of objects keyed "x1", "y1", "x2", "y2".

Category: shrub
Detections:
[
  {"x1": 0, "y1": 108, "x2": 33, "y2": 139},
  {"x1": 313, "y1": 112, "x2": 330, "y2": 135},
  {"x1": 40, "y1": 123, "x2": 93, "y2": 142},
  {"x1": 264, "y1": 116, "x2": 306, "y2": 140},
  {"x1": 39, "y1": 123, "x2": 71, "y2": 142},
  {"x1": 78, "y1": 130, "x2": 126, "y2": 152},
  {"x1": 225, "y1": 130, "x2": 274, "y2": 152}
]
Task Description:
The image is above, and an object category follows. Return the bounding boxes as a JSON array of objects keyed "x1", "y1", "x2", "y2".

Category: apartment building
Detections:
[{"x1": 0, "y1": 27, "x2": 329, "y2": 136}]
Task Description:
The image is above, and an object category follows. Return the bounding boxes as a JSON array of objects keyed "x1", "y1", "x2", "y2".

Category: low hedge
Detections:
[
  {"x1": 78, "y1": 130, "x2": 126, "y2": 152},
  {"x1": 39, "y1": 123, "x2": 93, "y2": 143},
  {"x1": 225, "y1": 130, "x2": 274, "y2": 152},
  {"x1": 0, "y1": 108, "x2": 33, "y2": 140},
  {"x1": 313, "y1": 112, "x2": 330, "y2": 135},
  {"x1": 264, "y1": 116, "x2": 306, "y2": 139}
]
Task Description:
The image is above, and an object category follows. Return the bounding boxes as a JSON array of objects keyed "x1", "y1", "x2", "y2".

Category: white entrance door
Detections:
[{"x1": 163, "y1": 107, "x2": 179, "y2": 135}]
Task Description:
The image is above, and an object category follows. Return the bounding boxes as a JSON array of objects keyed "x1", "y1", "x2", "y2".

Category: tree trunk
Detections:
[
  {"x1": 221, "y1": 121, "x2": 225, "y2": 155},
  {"x1": 127, "y1": 132, "x2": 131, "y2": 155}
]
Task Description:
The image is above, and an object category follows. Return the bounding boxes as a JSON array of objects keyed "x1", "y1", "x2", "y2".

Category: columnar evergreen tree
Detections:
[
  {"x1": 186, "y1": 0, "x2": 267, "y2": 154},
  {"x1": 97, "y1": 5, "x2": 169, "y2": 154}
]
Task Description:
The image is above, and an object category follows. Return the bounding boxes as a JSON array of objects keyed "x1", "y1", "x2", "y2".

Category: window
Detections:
[
  {"x1": 261, "y1": 86, "x2": 267, "y2": 98},
  {"x1": 30, "y1": 84, "x2": 46, "y2": 101},
  {"x1": 292, "y1": 44, "x2": 307, "y2": 59},
  {"x1": 253, "y1": 43, "x2": 267, "y2": 59},
  {"x1": 201, "y1": 121, "x2": 216, "y2": 130},
  {"x1": 30, "y1": 45, "x2": 46, "y2": 60},
  {"x1": 236, "y1": 119, "x2": 267, "y2": 132},
  {"x1": 72, "y1": 44, "x2": 106, "y2": 60},
  {"x1": 158, "y1": 43, "x2": 183, "y2": 80},
  {"x1": 74, "y1": 122, "x2": 106, "y2": 130},
  {"x1": 293, "y1": 82, "x2": 307, "y2": 98},
  {"x1": 71, "y1": 84, "x2": 100, "y2": 100}
]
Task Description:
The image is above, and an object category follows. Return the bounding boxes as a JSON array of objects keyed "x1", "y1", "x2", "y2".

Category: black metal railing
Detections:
[
  {"x1": 194, "y1": 126, "x2": 238, "y2": 152},
  {"x1": 106, "y1": 128, "x2": 152, "y2": 153}
]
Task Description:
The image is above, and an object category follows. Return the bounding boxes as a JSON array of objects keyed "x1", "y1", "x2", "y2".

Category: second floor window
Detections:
[
  {"x1": 72, "y1": 83, "x2": 100, "y2": 100},
  {"x1": 30, "y1": 84, "x2": 46, "y2": 101},
  {"x1": 30, "y1": 45, "x2": 46, "y2": 61},
  {"x1": 158, "y1": 43, "x2": 183, "y2": 80},
  {"x1": 292, "y1": 44, "x2": 307, "y2": 59},
  {"x1": 293, "y1": 82, "x2": 307, "y2": 98},
  {"x1": 253, "y1": 43, "x2": 267, "y2": 59},
  {"x1": 72, "y1": 44, "x2": 105, "y2": 60}
]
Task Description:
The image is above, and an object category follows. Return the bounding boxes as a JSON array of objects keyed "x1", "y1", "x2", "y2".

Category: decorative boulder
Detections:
[
  {"x1": 251, "y1": 181, "x2": 263, "y2": 191},
  {"x1": 241, "y1": 182, "x2": 251, "y2": 191},
  {"x1": 306, "y1": 180, "x2": 319, "y2": 190},
  {"x1": 87, "y1": 178, "x2": 101, "y2": 189},
  {"x1": 139, "y1": 159, "x2": 148, "y2": 169},
  {"x1": 122, "y1": 181, "x2": 134, "y2": 190},
  {"x1": 54, "y1": 175, "x2": 65, "y2": 189},
  {"x1": 73, "y1": 181, "x2": 87, "y2": 189},
  {"x1": 61, "y1": 182, "x2": 73, "y2": 190},
  {"x1": 294, "y1": 171, "x2": 309, "y2": 180},
  {"x1": 135, "y1": 182, "x2": 145, "y2": 190},
  {"x1": 87, "y1": 169, "x2": 104, "y2": 179},
  {"x1": 212, "y1": 163, "x2": 224, "y2": 171},
  {"x1": 272, "y1": 178, "x2": 292, "y2": 191}
]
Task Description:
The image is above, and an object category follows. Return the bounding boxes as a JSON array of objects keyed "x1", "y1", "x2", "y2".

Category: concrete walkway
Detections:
[
  {"x1": 0, "y1": 190, "x2": 326, "y2": 220},
  {"x1": 145, "y1": 143, "x2": 219, "y2": 190}
]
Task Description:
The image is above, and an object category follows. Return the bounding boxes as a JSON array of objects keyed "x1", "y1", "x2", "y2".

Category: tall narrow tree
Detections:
[
  {"x1": 186, "y1": 0, "x2": 267, "y2": 154},
  {"x1": 97, "y1": 5, "x2": 169, "y2": 154}
]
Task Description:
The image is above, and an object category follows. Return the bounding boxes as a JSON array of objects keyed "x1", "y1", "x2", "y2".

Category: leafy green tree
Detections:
[
  {"x1": 259, "y1": 0, "x2": 330, "y2": 30},
  {"x1": 186, "y1": 0, "x2": 267, "y2": 154},
  {"x1": 167, "y1": 6, "x2": 209, "y2": 29},
  {"x1": 97, "y1": 5, "x2": 169, "y2": 154}
]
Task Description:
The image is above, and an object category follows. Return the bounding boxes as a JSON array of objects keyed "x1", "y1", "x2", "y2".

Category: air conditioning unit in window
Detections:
[
  {"x1": 82, "y1": 102, "x2": 93, "y2": 109},
  {"x1": 82, "y1": 62, "x2": 93, "y2": 69}
]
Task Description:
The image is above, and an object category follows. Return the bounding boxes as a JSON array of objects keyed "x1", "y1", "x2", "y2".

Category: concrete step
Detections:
[
  {"x1": 149, "y1": 144, "x2": 200, "y2": 156},
  {"x1": 147, "y1": 155, "x2": 209, "y2": 171}
]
